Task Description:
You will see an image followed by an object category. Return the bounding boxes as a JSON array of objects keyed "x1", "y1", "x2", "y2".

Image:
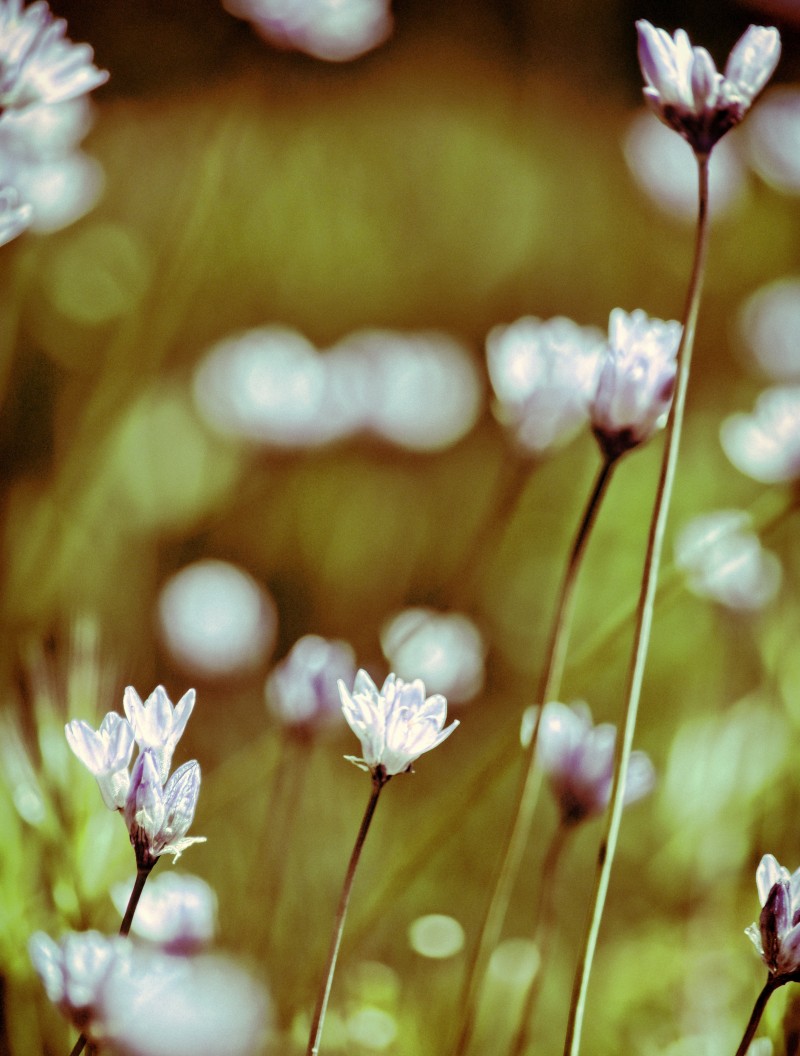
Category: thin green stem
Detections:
[
  {"x1": 734, "y1": 975, "x2": 779, "y2": 1056},
  {"x1": 306, "y1": 773, "x2": 386, "y2": 1056},
  {"x1": 453, "y1": 454, "x2": 617, "y2": 1056},
  {"x1": 562, "y1": 153, "x2": 711, "y2": 1056}
]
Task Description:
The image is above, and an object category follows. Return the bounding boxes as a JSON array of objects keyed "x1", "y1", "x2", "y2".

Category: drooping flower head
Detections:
[
  {"x1": 746, "y1": 854, "x2": 800, "y2": 978},
  {"x1": 338, "y1": 669, "x2": 459, "y2": 780},
  {"x1": 636, "y1": 20, "x2": 781, "y2": 156},
  {"x1": 265, "y1": 634, "x2": 356, "y2": 735},
  {"x1": 590, "y1": 308, "x2": 682, "y2": 460}
]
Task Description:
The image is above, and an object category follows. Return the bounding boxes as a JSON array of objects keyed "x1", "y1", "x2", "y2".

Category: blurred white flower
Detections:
[
  {"x1": 65, "y1": 710, "x2": 135, "y2": 810},
  {"x1": 124, "y1": 752, "x2": 206, "y2": 870},
  {"x1": 111, "y1": 873, "x2": 217, "y2": 953},
  {"x1": 738, "y1": 277, "x2": 800, "y2": 380},
  {"x1": 590, "y1": 308, "x2": 682, "y2": 459},
  {"x1": 636, "y1": 20, "x2": 780, "y2": 155},
  {"x1": 521, "y1": 701, "x2": 654, "y2": 825},
  {"x1": 223, "y1": 0, "x2": 392, "y2": 62},
  {"x1": 0, "y1": 0, "x2": 108, "y2": 113},
  {"x1": 0, "y1": 183, "x2": 30, "y2": 244},
  {"x1": 675, "y1": 509, "x2": 781, "y2": 611},
  {"x1": 380, "y1": 608, "x2": 485, "y2": 705},
  {"x1": 746, "y1": 87, "x2": 800, "y2": 195},
  {"x1": 721, "y1": 387, "x2": 800, "y2": 483},
  {"x1": 265, "y1": 634, "x2": 355, "y2": 733},
  {"x1": 123, "y1": 685, "x2": 195, "y2": 784},
  {"x1": 339, "y1": 669, "x2": 459, "y2": 778},
  {"x1": 746, "y1": 853, "x2": 800, "y2": 977},
  {"x1": 486, "y1": 315, "x2": 604, "y2": 455}
]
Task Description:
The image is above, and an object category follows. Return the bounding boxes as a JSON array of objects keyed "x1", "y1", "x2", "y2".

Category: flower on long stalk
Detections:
[
  {"x1": 124, "y1": 752, "x2": 205, "y2": 871},
  {"x1": 123, "y1": 685, "x2": 195, "y2": 783},
  {"x1": 266, "y1": 634, "x2": 356, "y2": 735},
  {"x1": 746, "y1": 854, "x2": 800, "y2": 978},
  {"x1": 636, "y1": 20, "x2": 781, "y2": 156},
  {"x1": 338, "y1": 669, "x2": 459, "y2": 779}
]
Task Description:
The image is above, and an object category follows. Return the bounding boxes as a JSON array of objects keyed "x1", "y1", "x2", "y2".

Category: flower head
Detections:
[
  {"x1": 29, "y1": 929, "x2": 125, "y2": 1035},
  {"x1": 339, "y1": 669, "x2": 459, "y2": 779},
  {"x1": 590, "y1": 308, "x2": 682, "y2": 459},
  {"x1": 123, "y1": 685, "x2": 195, "y2": 783},
  {"x1": 0, "y1": 0, "x2": 108, "y2": 113},
  {"x1": 65, "y1": 711, "x2": 135, "y2": 810},
  {"x1": 721, "y1": 386, "x2": 800, "y2": 484},
  {"x1": 265, "y1": 634, "x2": 356, "y2": 734},
  {"x1": 746, "y1": 853, "x2": 800, "y2": 977},
  {"x1": 111, "y1": 872, "x2": 217, "y2": 954},
  {"x1": 521, "y1": 702, "x2": 654, "y2": 825},
  {"x1": 124, "y1": 751, "x2": 205, "y2": 870},
  {"x1": 637, "y1": 20, "x2": 781, "y2": 155}
]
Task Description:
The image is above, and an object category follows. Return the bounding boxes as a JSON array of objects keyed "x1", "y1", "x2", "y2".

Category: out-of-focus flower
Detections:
[
  {"x1": 0, "y1": 0, "x2": 108, "y2": 113},
  {"x1": 675, "y1": 509, "x2": 782, "y2": 611},
  {"x1": 29, "y1": 929, "x2": 125, "y2": 1035},
  {"x1": 485, "y1": 315, "x2": 604, "y2": 455},
  {"x1": 339, "y1": 669, "x2": 459, "y2": 778},
  {"x1": 223, "y1": 0, "x2": 392, "y2": 62},
  {"x1": 265, "y1": 634, "x2": 355, "y2": 733},
  {"x1": 521, "y1": 702, "x2": 654, "y2": 825},
  {"x1": 738, "y1": 277, "x2": 800, "y2": 381},
  {"x1": 124, "y1": 752, "x2": 205, "y2": 870},
  {"x1": 0, "y1": 183, "x2": 31, "y2": 244},
  {"x1": 123, "y1": 685, "x2": 195, "y2": 784},
  {"x1": 721, "y1": 387, "x2": 800, "y2": 483},
  {"x1": 746, "y1": 853, "x2": 800, "y2": 977},
  {"x1": 380, "y1": 608, "x2": 486, "y2": 705},
  {"x1": 590, "y1": 308, "x2": 682, "y2": 459},
  {"x1": 636, "y1": 20, "x2": 781, "y2": 155},
  {"x1": 111, "y1": 873, "x2": 217, "y2": 954},
  {"x1": 746, "y1": 87, "x2": 800, "y2": 195},
  {"x1": 65, "y1": 711, "x2": 135, "y2": 810}
]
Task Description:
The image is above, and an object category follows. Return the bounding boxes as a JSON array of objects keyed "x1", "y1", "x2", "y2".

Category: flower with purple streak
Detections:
[
  {"x1": 124, "y1": 751, "x2": 205, "y2": 870},
  {"x1": 266, "y1": 634, "x2": 355, "y2": 734},
  {"x1": 746, "y1": 853, "x2": 800, "y2": 977}
]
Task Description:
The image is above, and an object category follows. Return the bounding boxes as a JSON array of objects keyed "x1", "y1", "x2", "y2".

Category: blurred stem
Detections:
[
  {"x1": 508, "y1": 823, "x2": 572, "y2": 1056},
  {"x1": 562, "y1": 153, "x2": 711, "y2": 1056},
  {"x1": 306, "y1": 772, "x2": 387, "y2": 1056},
  {"x1": 453, "y1": 453, "x2": 617, "y2": 1056},
  {"x1": 734, "y1": 976, "x2": 780, "y2": 1056}
]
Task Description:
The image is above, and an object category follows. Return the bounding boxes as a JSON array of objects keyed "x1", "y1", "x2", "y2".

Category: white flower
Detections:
[
  {"x1": 0, "y1": 183, "x2": 30, "y2": 244},
  {"x1": 486, "y1": 315, "x2": 604, "y2": 455},
  {"x1": 521, "y1": 702, "x2": 654, "y2": 825},
  {"x1": 637, "y1": 20, "x2": 781, "y2": 155},
  {"x1": 65, "y1": 711, "x2": 135, "y2": 810},
  {"x1": 590, "y1": 308, "x2": 682, "y2": 458},
  {"x1": 338, "y1": 669, "x2": 459, "y2": 778},
  {"x1": 29, "y1": 929, "x2": 126, "y2": 1034},
  {"x1": 123, "y1": 685, "x2": 195, "y2": 783},
  {"x1": 0, "y1": 0, "x2": 108, "y2": 113},
  {"x1": 124, "y1": 751, "x2": 205, "y2": 869},
  {"x1": 746, "y1": 853, "x2": 800, "y2": 977},
  {"x1": 265, "y1": 634, "x2": 356, "y2": 732},
  {"x1": 721, "y1": 386, "x2": 800, "y2": 483},
  {"x1": 111, "y1": 873, "x2": 217, "y2": 953}
]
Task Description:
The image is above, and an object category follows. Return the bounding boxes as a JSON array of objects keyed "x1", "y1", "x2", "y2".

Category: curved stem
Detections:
[
  {"x1": 562, "y1": 153, "x2": 711, "y2": 1056},
  {"x1": 734, "y1": 975, "x2": 779, "y2": 1056},
  {"x1": 306, "y1": 774, "x2": 386, "y2": 1056},
  {"x1": 453, "y1": 454, "x2": 617, "y2": 1056}
]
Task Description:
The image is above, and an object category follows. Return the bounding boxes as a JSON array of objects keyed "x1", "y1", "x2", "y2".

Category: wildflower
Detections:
[
  {"x1": 338, "y1": 669, "x2": 459, "y2": 779},
  {"x1": 636, "y1": 20, "x2": 781, "y2": 156},
  {"x1": 0, "y1": 183, "x2": 30, "y2": 244},
  {"x1": 590, "y1": 308, "x2": 682, "y2": 460},
  {"x1": 521, "y1": 702, "x2": 654, "y2": 825},
  {"x1": 124, "y1": 751, "x2": 205, "y2": 870},
  {"x1": 265, "y1": 634, "x2": 356, "y2": 734},
  {"x1": 721, "y1": 386, "x2": 800, "y2": 483},
  {"x1": 746, "y1": 854, "x2": 800, "y2": 977},
  {"x1": 123, "y1": 685, "x2": 195, "y2": 783},
  {"x1": 486, "y1": 315, "x2": 604, "y2": 455},
  {"x1": 65, "y1": 711, "x2": 135, "y2": 810},
  {"x1": 380, "y1": 608, "x2": 486, "y2": 704},
  {"x1": 0, "y1": 0, "x2": 108, "y2": 113},
  {"x1": 111, "y1": 872, "x2": 217, "y2": 953}
]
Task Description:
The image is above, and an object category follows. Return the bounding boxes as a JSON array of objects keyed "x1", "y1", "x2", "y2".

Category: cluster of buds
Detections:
[{"x1": 65, "y1": 686, "x2": 205, "y2": 872}]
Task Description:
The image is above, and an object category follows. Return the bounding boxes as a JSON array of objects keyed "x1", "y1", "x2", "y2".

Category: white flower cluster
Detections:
[{"x1": 65, "y1": 686, "x2": 205, "y2": 870}]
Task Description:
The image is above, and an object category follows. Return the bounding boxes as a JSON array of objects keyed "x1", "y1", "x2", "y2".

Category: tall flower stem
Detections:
[
  {"x1": 562, "y1": 153, "x2": 711, "y2": 1056},
  {"x1": 306, "y1": 773, "x2": 387, "y2": 1056},
  {"x1": 734, "y1": 975, "x2": 780, "y2": 1056},
  {"x1": 453, "y1": 454, "x2": 618, "y2": 1056}
]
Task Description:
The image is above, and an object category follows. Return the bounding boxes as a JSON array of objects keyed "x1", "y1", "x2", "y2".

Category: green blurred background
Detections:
[{"x1": 1, "y1": 0, "x2": 800, "y2": 1053}]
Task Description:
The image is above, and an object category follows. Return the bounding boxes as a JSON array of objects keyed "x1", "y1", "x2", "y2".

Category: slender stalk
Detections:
[
  {"x1": 562, "y1": 153, "x2": 711, "y2": 1056},
  {"x1": 734, "y1": 975, "x2": 779, "y2": 1056},
  {"x1": 453, "y1": 454, "x2": 617, "y2": 1056},
  {"x1": 306, "y1": 773, "x2": 386, "y2": 1056}
]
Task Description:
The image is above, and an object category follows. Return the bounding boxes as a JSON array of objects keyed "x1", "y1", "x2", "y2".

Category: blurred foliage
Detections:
[{"x1": 1, "y1": 1, "x2": 800, "y2": 1054}]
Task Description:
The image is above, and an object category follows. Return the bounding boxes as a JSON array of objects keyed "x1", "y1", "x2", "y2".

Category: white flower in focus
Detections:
[
  {"x1": 721, "y1": 387, "x2": 800, "y2": 483},
  {"x1": 636, "y1": 20, "x2": 781, "y2": 155},
  {"x1": 339, "y1": 669, "x2": 459, "y2": 778},
  {"x1": 0, "y1": 184, "x2": 31, "y2": 244},
  {"x1": 746, "y1": 853, "x2": 800, "y2": 977},
  {"x1": 111, "y1": 873, "x2": 217, "y2": 953},
  {"x1": 123, "y1": 685, "x2": 195, "y2": 784},
  {"x1": 265, "y1": 634, "x2": 356, "y2": 733},
  {"x1": 486, "y1": 315, "x2": 604, "y2": 455},
  {"x1": 29, "y1": 929, "x2": 126, "y2": 1034},
  {"x1": 521, "y1": 702, "x2": 654, "y2": 825},
  {"x1": 590, "y1": 308, "x2": 682, "y2": 459},
  {"x1": 675, "y1": 509, "x2": 781, "y2": 611},
  {"x1": 124, "y1": 751, "x2": 205, "y2": 870},
  {"x1": 0, "y1": 0, "x2": 108, "y2": 113},
  {"x1": 65, "y1": 711, "x2": 135, "y2": 810}
]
